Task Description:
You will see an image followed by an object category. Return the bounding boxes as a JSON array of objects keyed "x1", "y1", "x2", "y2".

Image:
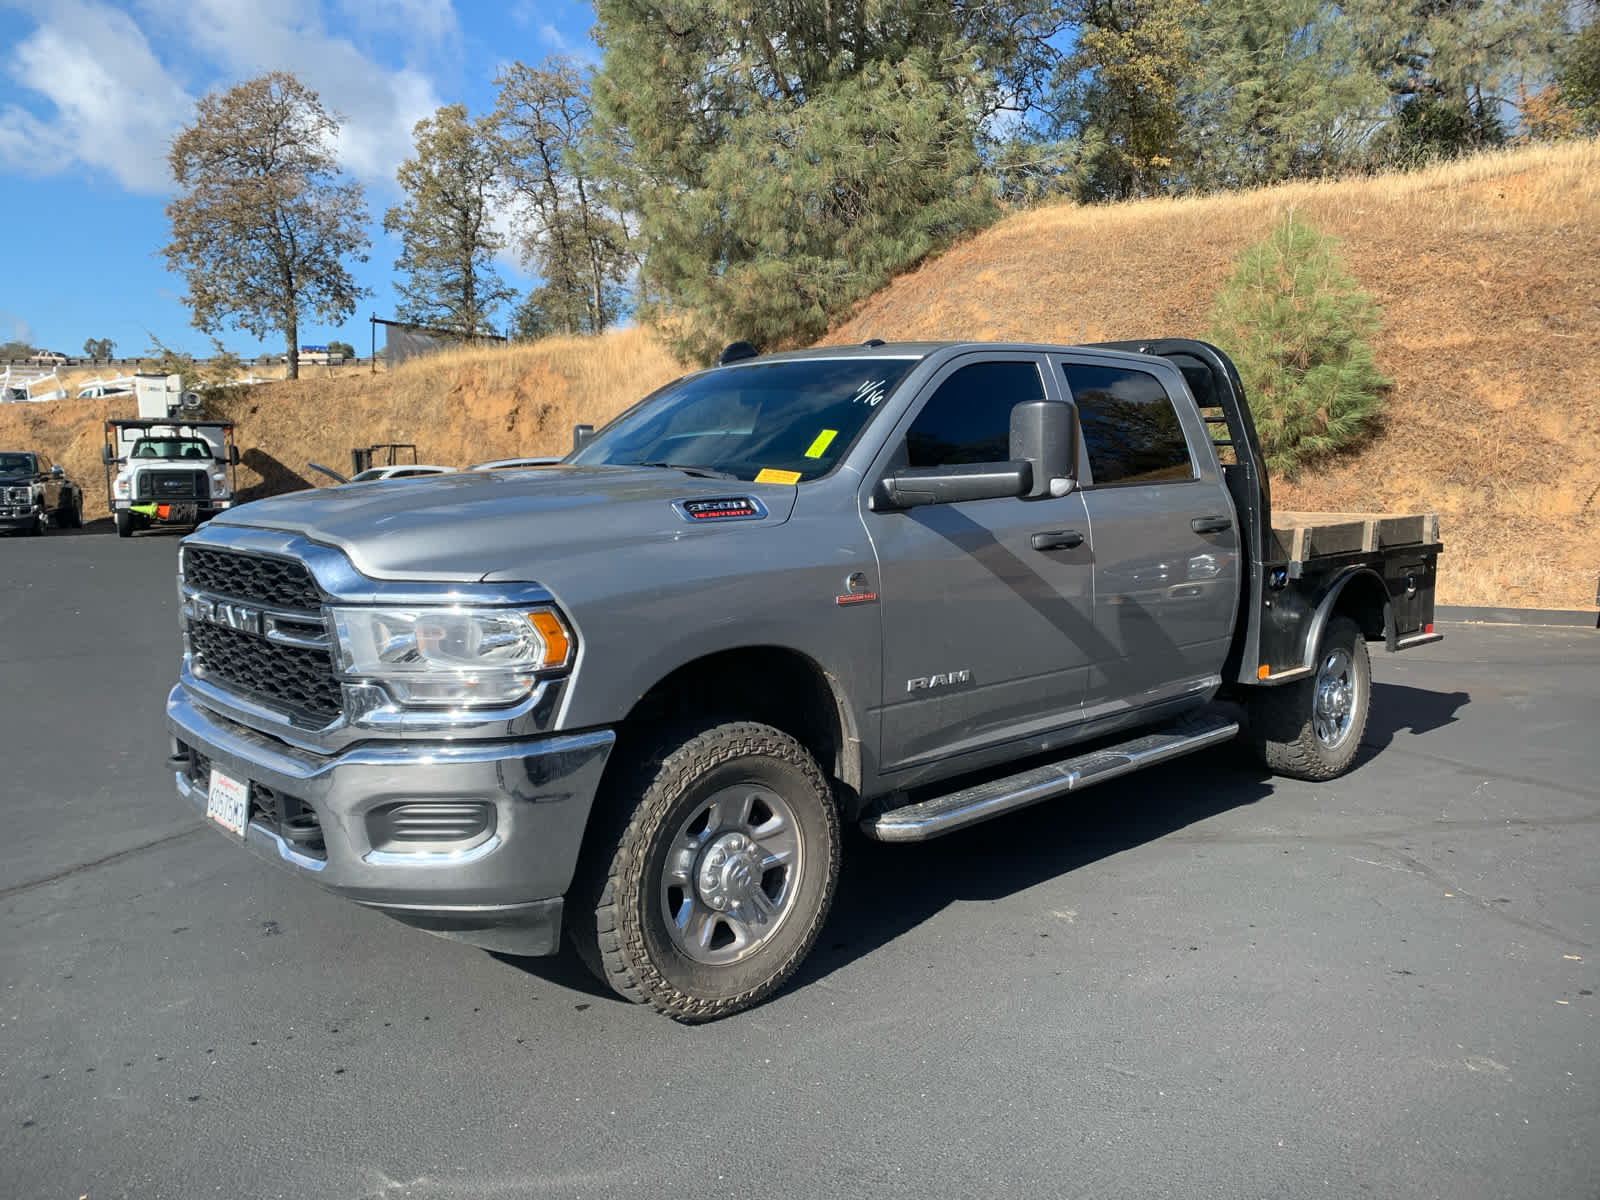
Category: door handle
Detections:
[
  {"x1": 1030, "y1": 529, "x2": 1084, "y2": 551},
  {"x1": 1190, "y1": 515, "x2": 1232, "y2": 534}
]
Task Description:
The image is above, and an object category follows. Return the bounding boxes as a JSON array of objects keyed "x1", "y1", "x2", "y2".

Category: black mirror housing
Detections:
[
  {"x1": 1009, "y1": 400, "x2": 1078, "y2": 498},
  {"x1": 572, "y1": 423, "x2": 595, "y2": 453},
  {"x1": 229, "y1": 445, "x2": 241, "y2": 466},
  {"x1": 100, "y1": 444, "x2": 113, "y2": 465},
  {"x1": 877, "y1": 461, "x2": 1032, "y2": 510}
]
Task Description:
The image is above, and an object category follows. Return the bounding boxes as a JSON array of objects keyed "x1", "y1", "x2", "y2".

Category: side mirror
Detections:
[
  {"x1": 1009, "y1": 400, "x2": 1078, "y2": 498},
  {"x1": 572, "y1": 423, "x2": 595, "y2": 453},
  {"x1": 876, "y1": 461, "x2": 1032, "y2": 510},
  {"x1": 228, "y1": 445, "x2": 241, "y2": 466},
  {"x1": 51, "y1": 465, "x2": 64, "y2": 478},
  {"x1": 100, "y1": 444, "x2": 113, "y2": 465}
]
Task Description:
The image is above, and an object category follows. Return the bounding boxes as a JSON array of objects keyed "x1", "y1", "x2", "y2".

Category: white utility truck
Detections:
[{"x1": 101, "y1": 374, "x2": 241, "y2": 537}]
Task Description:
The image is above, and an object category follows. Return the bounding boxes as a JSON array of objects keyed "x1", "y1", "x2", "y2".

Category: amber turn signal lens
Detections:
[
  {"x1": 528, "y1": 610, "x2": 572, "y2": 669},
  {"x1": 1257, "y1": 664, "x2": 1271, "y2": 679}
]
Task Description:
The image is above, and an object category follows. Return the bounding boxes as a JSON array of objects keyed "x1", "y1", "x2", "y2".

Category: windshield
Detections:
[
  {"x1": 130, "y1": 438, "x2": 214, "y2": 460},
  {"x1": 571, "y1": 357, "x2": 920, "y2": 483},
  {"x1": 0, "y1": 453, "x2": 36, "y2": 474}
]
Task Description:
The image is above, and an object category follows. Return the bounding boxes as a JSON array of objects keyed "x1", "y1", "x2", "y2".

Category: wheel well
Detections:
[
  {"x1": 615, "y1": 647, "x2": 859, "y2": 796},
  {"x1": 1331, "y1": 570, "x2": 1390, "y2": 642}
]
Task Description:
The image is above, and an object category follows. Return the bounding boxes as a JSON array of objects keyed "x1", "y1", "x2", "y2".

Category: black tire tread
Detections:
[
  {"x1": 1249, "y1": 616, "x2": 1370, "y2": 781},
  {"x1": 574, "y1": 721, "x2": 839, "y2": 1022}
]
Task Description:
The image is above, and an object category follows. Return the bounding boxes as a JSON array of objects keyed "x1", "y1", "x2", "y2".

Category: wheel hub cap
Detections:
[
  {"x1": 695, "y1": 833, "x2": 775, "y2": 923},
  {"x1": 659, "y1": 784, "x2": 802, "y2": 966},
  {"x1": 1313, "y1": 648, "x2": 1355, "y2": 746}
]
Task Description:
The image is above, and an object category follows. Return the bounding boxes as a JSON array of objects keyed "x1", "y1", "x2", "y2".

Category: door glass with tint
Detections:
[
  {"x1": 905, "y1": 361, "x2": 1046, "y2": 467},
  {"x1": 1061, "y1": 363, "x2": 1194, "y2": 485}
]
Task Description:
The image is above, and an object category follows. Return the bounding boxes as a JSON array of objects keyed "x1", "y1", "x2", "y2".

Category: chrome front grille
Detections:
[
  {"x1": 183, "y1": 545, "x2": 340, "y2": 726},
  {"x1": 182, "y1": 546, "x2": 322, "y2": 608},
  {"x1": 187, "y1": 622, "x2": 343, "y2": 724}
]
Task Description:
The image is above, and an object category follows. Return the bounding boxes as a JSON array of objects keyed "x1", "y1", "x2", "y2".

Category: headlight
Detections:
[
  {"x1": 330, "y1": 606, "x2": 573, "y2": 707},
  {"x1": 114, "y1": 476, "x2": 131, "y2": 498}
]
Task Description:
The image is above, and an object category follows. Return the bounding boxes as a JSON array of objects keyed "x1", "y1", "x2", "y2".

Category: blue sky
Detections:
[{"x1": 0, "y1": 0, "x2": 599, "y2": 359}]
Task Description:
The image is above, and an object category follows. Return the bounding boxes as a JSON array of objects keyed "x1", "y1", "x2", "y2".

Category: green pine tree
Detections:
[
  {"x1": 1207, "y1": 214, "x2": 1390, "y2": 478},
  {"x1": 590, "y1": 0, "x2": 1045, "y2": 361}
]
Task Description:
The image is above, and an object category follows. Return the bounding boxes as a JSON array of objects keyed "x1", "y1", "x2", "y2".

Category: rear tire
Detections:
[
  {"x1": 569, "y1": 722, "x2": 841, "y2": 1021},
  {"x1": 60, "y1": 497, "x2": 82, "y2": 529},
  {"x1": 1249, "y1": 615, "x2": 1371, "y2": 780}
]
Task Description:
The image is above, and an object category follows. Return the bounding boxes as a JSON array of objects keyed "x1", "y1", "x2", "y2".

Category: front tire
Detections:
[
  {"x1": 571, "y1": 722, "x2": 841, "y2": 1021},
  {"x1": 1249, "y1": 615, "x2": 1371, "y2": 780},
  {"x1": 115, "y1": 509, "x2": 133, "y2": 538}
]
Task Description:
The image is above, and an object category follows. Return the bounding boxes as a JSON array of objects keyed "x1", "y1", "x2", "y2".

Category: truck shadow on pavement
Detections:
[
  {"x1": 793, "y1": 752, "x2": 1277, "y2": 992},
  {"x1": 1353, "y1": 682, "x2": 1471, "y2": 766},
  {"x1": 498, "y1": 684, "x2": 1472, "y2": 1007}
]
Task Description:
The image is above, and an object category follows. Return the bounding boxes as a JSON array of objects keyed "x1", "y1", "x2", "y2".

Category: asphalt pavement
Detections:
[{"x1": 2, "y1": 526, "x2": 1597, "y2": 1199}]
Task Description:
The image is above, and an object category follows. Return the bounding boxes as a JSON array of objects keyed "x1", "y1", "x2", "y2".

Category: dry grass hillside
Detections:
[
  {"x1": 830, "y1": 140, "x2": 1600, "y2": 610},
  {"x1": 0, "y1": 327, "x2": 681, "y2": 521},
  {"x1": 2, "y1": 142, "x2": 1595, "y2": 608}
]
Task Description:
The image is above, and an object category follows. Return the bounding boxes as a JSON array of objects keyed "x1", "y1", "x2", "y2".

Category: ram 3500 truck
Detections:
[{"x1": 166, "y1": 339, "x2": 1441, "y2": 1020}]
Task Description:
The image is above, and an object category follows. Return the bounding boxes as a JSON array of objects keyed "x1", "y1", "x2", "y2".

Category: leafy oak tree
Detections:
[
  {"x1": 163, "y1": 73, "x2": 370, "y2": 381},
  {"x1": 1051, "y1": 0, "x2": 1202, "y2": 200},
  {"x1": 385, "y1": 104, "x2": 513, "y2": 337}
]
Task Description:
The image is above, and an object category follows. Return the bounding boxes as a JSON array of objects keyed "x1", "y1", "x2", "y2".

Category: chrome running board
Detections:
[{"x1": 862, "y1": 713, "x2": 1240, "y2": 843}]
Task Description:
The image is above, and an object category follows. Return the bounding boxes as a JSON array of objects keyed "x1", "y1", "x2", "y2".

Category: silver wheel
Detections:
[
  {"x1": 1313, "y1": 646, "x2": 1355, "y2": 747},
  {"x1": 659, "y1": 783, "x2": 803, "y2": 966},
  {"x1": 571, "y1": 721, "x2": 841, "y2": 1020},
  {"x1": 1250, "y1": 615, "x2": 1371, "y2": 781}
]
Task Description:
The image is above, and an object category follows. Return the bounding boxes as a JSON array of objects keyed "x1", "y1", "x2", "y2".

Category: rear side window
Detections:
[
  {"x1": 905, "y1": 360, "x2": 1045, "y2": 467},
  {"x1": 1061, "y1": 363, "x2": 1193, "y2": 485}
]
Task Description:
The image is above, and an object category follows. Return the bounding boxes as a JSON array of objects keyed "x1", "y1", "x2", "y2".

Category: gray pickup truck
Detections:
[{"x1": 166, "y1": 339, "x2": 1442, "y2": 1020}]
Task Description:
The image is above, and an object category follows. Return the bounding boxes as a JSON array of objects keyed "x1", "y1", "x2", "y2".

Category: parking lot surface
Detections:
[{"x1": 3, "y1": 530, "x2": 1597, "y2": 1199}]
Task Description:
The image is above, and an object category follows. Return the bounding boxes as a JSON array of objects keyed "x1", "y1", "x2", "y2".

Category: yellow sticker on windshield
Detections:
[
  {"x1": 755, "y1": 468, "x2": 802, "y2": 484},
  {"x1": 804, "y1": 429, "x2": 838, "y2": 459}
]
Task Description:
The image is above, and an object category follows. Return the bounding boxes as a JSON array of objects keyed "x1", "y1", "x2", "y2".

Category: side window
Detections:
[
  {"x1": 905, "y1": 361, "x2": 1045, "y2": 467},
  {"x1": 1061, "y1": 363, "x2": 1194, "y2": 485}
]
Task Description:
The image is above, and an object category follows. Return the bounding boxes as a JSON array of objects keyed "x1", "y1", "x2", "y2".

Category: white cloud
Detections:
[
  {"x1": 141, "y1": 0, "x2": 452, "y2": 189},
  {"x1": 0, "y1": 0, "x2": 459, "y2": 195},
  {"x1": 0, "y1": 1, "x2": 194, "y2": 192}
]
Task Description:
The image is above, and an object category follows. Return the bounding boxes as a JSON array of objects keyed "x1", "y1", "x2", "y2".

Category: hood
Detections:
[
  {"x1": 212, "y1": 466, "x2": 798, "y2": 581},
  {"x1": 0, "y1": 473, "x2": 36, "y2": 486}
]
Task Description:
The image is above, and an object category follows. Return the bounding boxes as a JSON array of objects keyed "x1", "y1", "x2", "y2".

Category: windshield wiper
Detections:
[{"x1": 628, "y1": 461, "x2": 740, "y2": 481}]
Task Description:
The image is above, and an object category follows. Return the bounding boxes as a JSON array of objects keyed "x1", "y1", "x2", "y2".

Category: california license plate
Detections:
[{"x1": 206, "y1": 766, "x2": 250, "y2": 837}]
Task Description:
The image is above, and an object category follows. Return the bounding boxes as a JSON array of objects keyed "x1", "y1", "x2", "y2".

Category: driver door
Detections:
[{"x1": 863, "y1": 354, "x2": 1098, "y2": 778}]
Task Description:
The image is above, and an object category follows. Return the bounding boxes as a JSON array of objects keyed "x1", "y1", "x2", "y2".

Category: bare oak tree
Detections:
[
  {"x1": 495, "y1": 57, "x2": 633, "y2": 337},
  {"x1": 163, "y1": 73, "x2": 369, "y2": 380}
]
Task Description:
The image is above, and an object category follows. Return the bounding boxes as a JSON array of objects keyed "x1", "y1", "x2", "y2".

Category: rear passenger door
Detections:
[{"x1": 1054, "y1": 355, "x2": 1240, "y2": 720}]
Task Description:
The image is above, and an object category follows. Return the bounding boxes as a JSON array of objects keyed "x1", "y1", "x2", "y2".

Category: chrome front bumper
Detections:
[{"x1": 167, "y1": 685, "x2": 615, "y2": 955}]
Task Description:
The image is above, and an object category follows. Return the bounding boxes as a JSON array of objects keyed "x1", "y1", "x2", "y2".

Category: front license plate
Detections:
[{"x1": 206, "y1": 767, "x2": 250, "y2": 837}]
